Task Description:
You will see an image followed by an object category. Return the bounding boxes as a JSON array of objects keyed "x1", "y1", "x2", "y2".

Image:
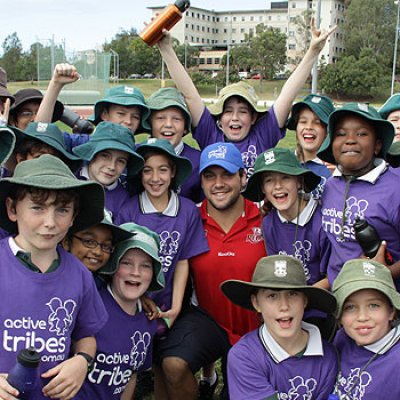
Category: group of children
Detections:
[{"x1": 0, "y1": 19, "x2": 400, "y2": 400}]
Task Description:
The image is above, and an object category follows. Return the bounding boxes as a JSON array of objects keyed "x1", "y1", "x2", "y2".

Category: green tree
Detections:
[
  {"x1": 1, "y1": 32, "x2": 23, "y2": 80},
  {"x1": 129, "y1": 37, "x2": 161, "y2": 76},
  {"x1": 343, "y1": 0, "x2": 396, "y2": 65},
  {"x1": 290, "y1": 9, "x2": 313, "y2": 64},
  {"x1": 174, "y1": 42, "x2": 199, "y2": 69}
]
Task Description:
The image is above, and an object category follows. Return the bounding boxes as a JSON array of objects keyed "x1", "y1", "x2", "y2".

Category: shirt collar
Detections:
[
  {"x1": 259, "y1": 321, "x2": 324, "y2": 363},
  {"x1": 174, "y1": 140, "x2": 184, "y2": 155},
  {"x1": 81, "y1": 165, "x2": 118, "y2": 191},
  {"x1": 277, "y1": 198, "x2": 318, "y2": 227},
  {"x1": 333, "y1": 158, "x2": 387, "y2": 183},
  {"x1": 9, "y1": 236, "x2": 24, "y2": 255},
  {"x1": 364, "y1": 325, "x2": 400, "y2": 354},
  {"x1": 139, "y1": 191, "x2": 179, "y2": 216}
]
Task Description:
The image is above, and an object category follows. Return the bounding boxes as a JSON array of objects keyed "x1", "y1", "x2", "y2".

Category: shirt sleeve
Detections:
[
  {"x1": 63, "y1": 132, "x2": 90, "y2": 153},
  {"x1": 192, "y1": 107, "x2": 223, "y2": 150}
]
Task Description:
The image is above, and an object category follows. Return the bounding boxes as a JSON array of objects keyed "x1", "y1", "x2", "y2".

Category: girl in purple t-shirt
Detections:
[
  {"x1": 332, "y1": 258, "x2": 400, "y2": 399},
  {"x1": 76, "y1": 223, "x2": 165, "y2": 400},
  {"x1": 221, "y1": 255, "x2": 337, "y2": 400}
]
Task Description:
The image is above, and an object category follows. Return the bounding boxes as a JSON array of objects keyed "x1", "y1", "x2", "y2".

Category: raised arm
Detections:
[
  {"x1": 35, "y1": 63, "x2": 79, "y2": 123},
  {"x1": 157, "y1": 31, "x2": 205, "y2": 127},
  {"x1": 273, "y1": 17, "x2": 336, "y2": 128}
]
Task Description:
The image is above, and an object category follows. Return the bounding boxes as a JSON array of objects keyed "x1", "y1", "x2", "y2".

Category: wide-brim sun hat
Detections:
[
  {"x1": 143, "y1": 87, "x2": 192, "y2": 132},
  {"x1": 386, "y1": 141, "x2": 400, "y2": 167},
  {"x1": 333, "y1": 258, "x2": 400, "y2": 318},
  {"x1": 12, "y1": 122, "x2": 82, "y2": 172},
  {"x1": 199, "y1": 142, "x2": 244, "y2": 174},
  {"x1": 0, "y1": 127, "x2": 16, "y2": 166},
  {"x1": 0, "y1": 67, "x2": 15, "y2": 104},
  {"x1": 72, "y1": 121, "x2": 144, "y2": 177},
  {"x1": 93, "y1": 85, "x2": 150, "y2": 130},
  {"x1": 99, "y1": 222, "x2": 164, "y2": 292},
  {"x1": 243, "y1": 147, "x2": 321, "y2": 202},
  {"x1": 221, "y1": 255, "x2": 336, "y2": 314},
  {"x1": 10, "y1": 88, "x2": 64, "y2": 122},
  {"x1": 136, "y1": 138, "x2": 193, "y2": 187},
  {"x1": 379, "y1": 93, "x2": 400, "y2": 120},
  {"x1": 286, "y1": 94, "x2": 335, "y2": 130},
  {"x1": 318, "y1": 103, "x2": 395, "y2": 164},
  {"x1": 208, "y1": 81, "x2": 267, "y2": 116},
  {"x1": 0, "y1": 154, "x2": 105, "y2": 234}
]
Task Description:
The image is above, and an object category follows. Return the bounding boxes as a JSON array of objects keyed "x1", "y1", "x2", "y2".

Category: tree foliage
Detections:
[
  {"x1": 290, "y1": 10, "x2": 313, "y2": 64},
  {"x1": 1, "y1": 32, "x2": 23, "y2": 81}
]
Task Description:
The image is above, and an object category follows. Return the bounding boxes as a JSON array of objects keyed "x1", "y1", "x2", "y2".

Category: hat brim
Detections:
[
  {"x1": 286, "y1": 101, "x2": 330, "y2": 130},
  {"x1": 319, "y1": 109, "x2": 394, "y2": 164},
  {"x1": 208, "y1": 92, "x2": 268, "y2": 116},
  {"x1": 0, "y1": 127, "x2": 16, "y2": 166},
  {"x1": 334, "y1": 280, "x2": 400, "y2": 318},
  {"x1": 0, "y1": 88, "x2": 15, "y2": 104},
  {"x1": 243, "y1": 166, "x2": 321, "y2": 202},
  {"x1": 0, "y1": 177, "x2": 105, "y2": 234},
  {"x1": 100, "y1": 238, "x2": 164, "y2": 292},
  {"x1": 221, "y1": 279, "x2": 336, "y2": 314}
]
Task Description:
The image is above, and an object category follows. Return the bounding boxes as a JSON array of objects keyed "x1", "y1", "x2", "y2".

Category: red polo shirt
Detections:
[{"x1": 191, "y1": 199, "x2": 267, "y2": 345}]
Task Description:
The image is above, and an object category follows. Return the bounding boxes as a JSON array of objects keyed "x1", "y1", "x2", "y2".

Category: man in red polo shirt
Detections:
[{"x1": 156, "y1": 142, "x2": 266, "y2": 400}]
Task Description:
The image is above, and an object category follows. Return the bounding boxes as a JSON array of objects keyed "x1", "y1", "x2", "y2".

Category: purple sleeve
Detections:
[
  {"x1": 63, "y1": 132, "x2": 90, "y2": 153},
  {"x1": 192, "y1": 107, "x2": 223, "y2": 150}
]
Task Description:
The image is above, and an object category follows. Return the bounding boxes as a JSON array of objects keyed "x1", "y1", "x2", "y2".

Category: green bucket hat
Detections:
[
  {"x1": 221, "y1": 255, "x2": 336, "y2": 314},
  {"x1": 243, "y1": 147, "x2": 321, "y2": 202},
  {"x1": 0, "y1": 127, "x2": 16, "y2": 166},
  {"x1": 96, "y1": 210, "x2": 133, "y2": 244},
  {"x1": 379, "y1": 93, "x2": 400, "y2": 120},
  {"x1": 136, "y1": 138, "x2": 193, "y2": 187},
  {"x1": 12, "y1": 122, "x2": 82, "y2": 172},
  {"x1": 143, "y1": 87, "x2": 192, "y2": 132},
  {"x1": 318, "y1": 103, "x2": 395, "y2": 164},
  {"x1": 0, "y1": 154, "x2": 105, "y2": 234},
  {"x1": 93, "y1": 85, "x2": 150, "y2": 129},
  {"x1": 99, "y1": 222, "x2": 164, "y2": 292},
  {"x1": 72, "y1": 121, "x2": 144, "y2": 177},
  {"x1": 286, "y1": 94, "x2": 335, "y2": 130},
  {"x1": 332, "y1": 258, "x2": 400, "y2": 318},
  {"x1": 208, "y1": 81, "x2": 267, "y2": 116},
  {"x1": 386, "y1": 141, "x2": 400, "y2": 167}
]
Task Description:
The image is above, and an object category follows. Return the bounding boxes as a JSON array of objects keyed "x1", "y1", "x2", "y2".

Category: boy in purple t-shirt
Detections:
[
  {"x1": 0, "y1": 154, "x2": 107, "y2": 399},
  {"x1": 77, "y1": 223, "x2": 165, "y2": 400},
  {"x1": 143, "y1": 87, "x2": 203, "y2": 203},
  {"x1": 332, "y1": 259, "x2": 400, "y2": 399},
  {"x1": 157, "y1": 19, "x2": 335, "y2": 178},
  {"x1": 221, "y1": 255, "x2": 337, "y2": 400},
  {"x1": 72, "y1": 121, "x2": 144, "y2": 220},
  {"x1": 318, "y1": 103, "x2": 400, "y2": 288}
]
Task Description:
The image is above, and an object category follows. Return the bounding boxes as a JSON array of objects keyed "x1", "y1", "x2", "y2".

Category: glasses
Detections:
[
  {"x1": 18, "y1": 110, "x2": 38, "y2": 119},
  {"x1": 72, "y1": 235, "x2": 114, "y2": 254}
]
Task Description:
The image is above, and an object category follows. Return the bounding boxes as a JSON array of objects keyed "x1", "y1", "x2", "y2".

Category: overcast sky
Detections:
[{"x1": 1, "y1": 1, "x2": 271, "y2": 55}]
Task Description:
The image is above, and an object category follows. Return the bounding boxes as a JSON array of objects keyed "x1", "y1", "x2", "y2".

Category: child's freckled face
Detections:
[{"x1": 332, "y1": 115, "x2": 382, "y2": 176}]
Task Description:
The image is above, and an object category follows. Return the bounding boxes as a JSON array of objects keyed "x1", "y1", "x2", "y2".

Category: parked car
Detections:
[
  {"x1": 250, "y1": 73, "x2": 262, "y2": 80},
  {"x1": 142, "y1": 73, "x2": 156, "y2": 79},
  {"x1": 129, "y1": 73, "x2": 142, "y2": 79},
  {"x1": 238, "y1": 71, "x2": 249, "y2": 79}
]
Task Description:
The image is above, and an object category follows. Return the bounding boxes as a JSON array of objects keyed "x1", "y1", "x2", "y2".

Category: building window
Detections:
[
  {"x1": 202, "y1": 38, "x2": 205, "y2": 43},
  {"x1": 216, "y1": 29, "x2": 219, "y2": 33},
  {"x1": 232, "y1": 28, "x2": 237, "y2": 33},
  {"x1": 197, "y1": 13, "x2": 200, "y2": 18},
  {"x1": 269, "y1": 16, "x2": 272, "y2": 21},
  {"x1": 225, "y1": 16, "x2": 228, "y2": 22},
  {"x1": 199, "y1": 58, "x2": 205, "y2": 64},
  {"x1": 233, "y1": 16, "x2": 237, "y2": 21},
  {"x1": 207, "y1": 27, "x2": 210, "y2": 32},
  {"x1": 224, "y1": 28, "x2": 227, "y2": 33},
  {"x1": 292, "y1": 3, "x2": 296, "y2": 8},
  {"x1": 250, "y1": 16, "x2": 254, "y2": 21},
  {"x1": 232, "y1": 39, "x2": 236, "y2": 43},
  {"x1": 207, "y1": 58, "x2": 212, "y2": 64},
  {"x1": 197, "y1": 37, "x2": 200, "y2": 42},
  {"x1": 197, "y1": 25, "x2": 200, "y2": 31},
  {"x1": 202, "y1": 26, "x2": 205, "y2": 31},
  {"x1": 215, "y1": 58, "x2": 220, "y2": 63},
  {"x1": 289, "y1": 44, "x2": 295, "y2": 50},
  {"x1": 242, "y1": 16, "x2": 245, "y2": 21},
  {"x1": 259, "y1": 16, "x2": 263, "y2": 21},
  {"x1": 241, "y1": 28, "x2": 245, "y2": 33},
  {"x1": 289, "y1": 31, "x2": 294, "y2": 37}
]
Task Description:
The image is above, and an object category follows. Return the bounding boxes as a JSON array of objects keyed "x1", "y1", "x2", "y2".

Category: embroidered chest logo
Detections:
[
  {"x1": 279, "y1": 376, "x2": 317, "y2": 400},
  {"x1": 130, "y1": 331, "x2": 152, "y2": 371},
  {"x1": 274, "y1": 260, "x2": 287, "y2": 277},
  {"x1": 246, "y1": 227, "x2": 263, "y2": 244},
  {"x1": 46, "y1": 297, "x2": 77, "y2": 336}
]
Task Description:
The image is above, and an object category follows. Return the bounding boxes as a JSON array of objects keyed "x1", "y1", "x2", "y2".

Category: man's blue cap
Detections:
[{"x1": 199, "y1": 142, "x2": 244, "y2": 174}]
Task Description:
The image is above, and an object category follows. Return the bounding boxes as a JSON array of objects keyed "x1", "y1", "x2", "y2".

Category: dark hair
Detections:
[
  {"x1": 15, "y1": 139, "x2": 65, "y2": 163},
  {"x1": 7, "y1": 186, "x2": 80, "y2": 219}
]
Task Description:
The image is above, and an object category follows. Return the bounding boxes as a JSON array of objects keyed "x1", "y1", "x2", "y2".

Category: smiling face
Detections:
[
  {"x1": 387, "y1": 110, "x2": 400, "y2": 143},
  {"x1": 101, "y1": 104, "x2": 142, "y2": 133},
  {"x1": 332, "y1": 115, "x2": 382, "y2": 176},
  {"x1": 218, "y1": 97, "x2": 257, "y2": 142},
  {"x1": 296, "y1": 107, "x2": 327, "y2": 160},
  {"x1": 261, "y1": 172, "x2": 302, "y2": 221},
  {"x1": 150, "y1": 107, "x2": 187, "y2": 148},
  {"x1": 251, "y1": 289, "x2": 308, "y2": 351},
  {"x1": 6, "y1": 192, "x2": 75, "y2": 257},
  {"x1": 112, "y1": 248, "x2": 153, "y2": 315},
  {"x1": 13, "y1": 100, "x2": 41, "y2": 130},
  {"x1": 201, "y1": 166, "x2": 246, "y2": 211},
  {"x1": 66, "y1": 224, "x2": 113, "y2": 272},
  {"x1": 340, "y1": 289, "x2": 395, "y2": 346},
  {"x1": 88, "y1": 149, "x2": 129, "y2": 187}
]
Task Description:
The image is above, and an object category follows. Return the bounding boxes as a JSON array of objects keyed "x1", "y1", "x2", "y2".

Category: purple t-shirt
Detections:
[
  {"x1": 193, "y1": 106, "x2": 285, "y2": 178},
  {"x1": 77, "y1": 288, "x2": 157, "y2": 400},
  {"x1": 116, "y1": 194, "x2": 209, "y2": 310},
  {"x1": 0, "y1": 240, "x2": 108, "y2": 398},
  {"x1": 262, "y1": 205, "x2": 330, "y2": 285},
  {"x1": 63, "y1": 132, "x2": 90, "y2": 153},
  {"x1": 321, "y1": 167, "x2": 400, "y2": 286},
  {"x1": 228, "y1": 327, "x2": 337, "y2": 400},
  {"x1": 334, "y1": 328, "x2": 400, "y2": 399},
  {"x1": 178, "y1": 143, "x2": 203, "y2": 203}
]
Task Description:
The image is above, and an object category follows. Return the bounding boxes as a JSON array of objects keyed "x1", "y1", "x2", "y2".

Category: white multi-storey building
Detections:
[{"x1": 148, "y1": 0, "x2": 346, "y2": 73}]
